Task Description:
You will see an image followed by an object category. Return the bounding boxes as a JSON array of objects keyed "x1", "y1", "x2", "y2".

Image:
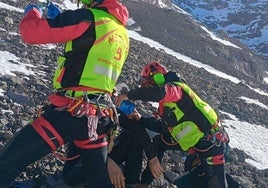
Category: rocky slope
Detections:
[
  {"x1": 173, "y1": 0, "x2": 268, "y2": 60},
  {"x1": 127, "y1": 0, "x2": 268, "y2": 84},
  {"x1": 0, "y1": 0, "x2": 268, "y2": 187}
]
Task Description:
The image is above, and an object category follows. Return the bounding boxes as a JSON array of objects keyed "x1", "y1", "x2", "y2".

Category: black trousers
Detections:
[
  {"x1": 62, "y1": 130, "x2": 143, "y2": 186},
  {"x1": 141, "y1": 134, "x2": 181, "y2": 184},
  {"x1": 194, "y1": 139, "x2": 228, "y2": 188},
  {"x1": 141, "y1": 135, "x2": 228, "y2": 188},
  {"x1": 108, "y1": 130, "x2": 144, "y2": 184},
  {"x1": 0, "y1": 105, "x2": 113, "y2": 188}
]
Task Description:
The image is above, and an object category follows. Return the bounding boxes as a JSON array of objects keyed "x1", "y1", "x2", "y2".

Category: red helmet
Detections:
[{"x1": 140, "y1": 61, "x2": 168, "y2": 78}]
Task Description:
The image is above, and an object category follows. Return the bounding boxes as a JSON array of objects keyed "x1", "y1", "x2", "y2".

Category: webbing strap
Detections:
[
  {"x1": 160, "y1": 134, "x2": 177, "y2": 146},
  {"x1": 31, "y1": 116, "x2": 64, "y2": 151},
  {"x1": 74, "y1": 134, "x2": 108, "y2": 149},
  {"x1": 211, "y1": 120, "x2": 220, "y2": 129},
  {"x1": 206, "y1": 154, "x2": 225, "y2": 165},
  {"x1": 193, "y1": 142, "x2": 217, "y2": 153},
  {"x1": 63, "y1": 86, "x2": 111, "y2": 96},
  {"x1": 52, "y1": 151, "x2": 80, "y2": 161},
  {"x1": 210, "y1": 120, "x2": 221, "y2": 134}
]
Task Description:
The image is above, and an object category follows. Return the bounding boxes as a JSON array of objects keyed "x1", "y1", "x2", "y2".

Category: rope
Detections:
[{"x1": 160, "y1": 134, "x2": 177, "y2": 146}]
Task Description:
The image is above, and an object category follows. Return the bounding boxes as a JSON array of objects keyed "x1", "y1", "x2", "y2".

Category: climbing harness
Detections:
[
  {"x1": 193, "y1": 122, "x2": 229, "y2": 153},
  {"x1": 32, "y1": 90, "x2": 120, "y2": 161}
]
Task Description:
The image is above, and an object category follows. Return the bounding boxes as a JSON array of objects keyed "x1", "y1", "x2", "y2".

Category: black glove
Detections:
[
  {"x1": 97, "y1": 116, "x2": 114, "y2": 134},
  {"x1": 161, "y1": 107, "x2": 178, "y2": 127}
]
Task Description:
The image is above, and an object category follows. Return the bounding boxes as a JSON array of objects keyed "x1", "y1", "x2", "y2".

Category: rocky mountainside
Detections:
[
  {"x1": 0, "y1": 0, "x2": 267, "y2": 187},
  {"x1": 127, "y1": 0, "x2": 268, "y2": 84},
  {"x1": 172, "y1": 0, "x2": 268, "y2": 60}
]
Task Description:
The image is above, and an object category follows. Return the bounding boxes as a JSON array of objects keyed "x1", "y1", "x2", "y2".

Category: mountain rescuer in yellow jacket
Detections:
[
  {"x1": 0, "y1": 0, "x2": 129, "y2": 187},
  {"x1": 114, "y1": 61, "x2": 230, "y2": 188}
]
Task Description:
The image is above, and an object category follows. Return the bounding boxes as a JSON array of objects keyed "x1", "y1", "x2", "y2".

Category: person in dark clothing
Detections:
[
  {"x1": 0, "y1": 0, "x2": 129, "y2": 187},
  {"x1": 107, "y1": 110, "x2": 163, "y2": 188},
  {"x1": 61, "y1": 129, "x2": 146, "y2": 188},
  {"x1": 175, "y1": 152, "x2": 241, "y2": 188},
  {"x1": 114, "y1": 61, "x2": 230, "y2": 188},
  {"x1": 108, "y1": 113, "x2": 181, "y2": 188},
  {"x1": 108, "y1": 130, "x2": 144, "y2": 187},
  {"x1": 63, "y1": 108, "x2": 164, "y2": 188}
]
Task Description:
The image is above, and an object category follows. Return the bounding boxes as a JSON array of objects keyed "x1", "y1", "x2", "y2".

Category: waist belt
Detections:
[
  {"x1": 48, "y1": 91, "x2": 120, "y2": 149},
  {"x1": 56, "y1": 90, "x2": 108, "y2": 103},
  {"x1": 193, "y1": 121, "x2": 229, "y2": 153},
  {"x1": 57, "y1": 89, "x2": 103, "y2": 98},
  {"x1": 48, "y1": 92, "x2": 111, "y2": 140}
]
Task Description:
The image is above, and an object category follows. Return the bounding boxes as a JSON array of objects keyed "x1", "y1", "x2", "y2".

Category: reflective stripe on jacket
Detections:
[{"x1": 162, "y1": 82, "x2": 218, "y2": 151}]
